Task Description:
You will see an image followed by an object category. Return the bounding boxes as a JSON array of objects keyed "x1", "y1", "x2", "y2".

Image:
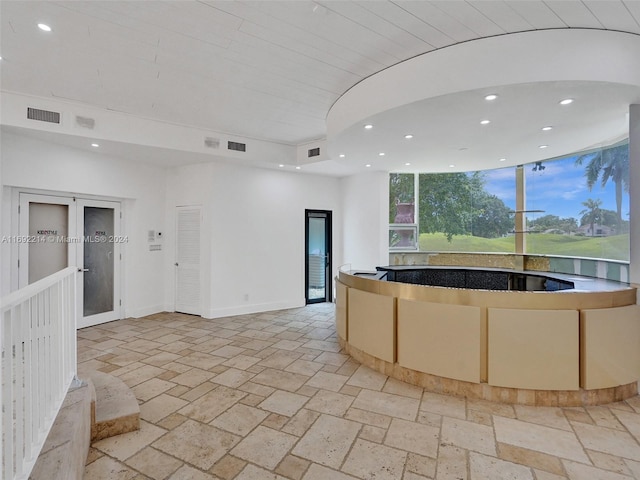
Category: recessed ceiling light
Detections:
[
  {"x1": 378, "y1": 152, "x2": 385, "y2": 156},
  {"x1": 38, "y1": 23, "x2": 52, "y2": 32},
  {"x1": 339, "y1": 154, "x2": 345, "y2": 158},
  {"x1": 364, "y1": 124, "x2": 373, "y2": 130},
  {"x1": 449, "y1": 164, "x2": 455, "y2": 168},
  {"x1": 91, "y1": 143, "x2": 99, "y2": 147},
  {"x1": 295, "y1": 166, "x2": 301, "y2": 170},
  {"x1": 499, "y1": 158, "x2": 506, "y2": 162},
  {"x1": 365, "y1": 164, "x2": 371, "y2": 167},
  {"x1": 539, "y1": 145, "x2": 548, "y2": 149},
  {"x1": 541, "y1": 126, "x2": 553, "y2": 131},
  {"x1": 404, "y1": 134, "x2": 413, "y2": 139},
  {"x1": 278, "y1": 164, "x2": 284, "y2": 168},
  {"x1": 559, "y1": 98, "x2": 573, "y2": 105},
  {"x1": 484, "y1": 94, "x2": 498, "y2": 101},
  {"x1": 405, "y1": 163, "x2": 411, "y2": 166},
  {"x1": 480, "y1": 120, "x2": 491, "y2": 125}
]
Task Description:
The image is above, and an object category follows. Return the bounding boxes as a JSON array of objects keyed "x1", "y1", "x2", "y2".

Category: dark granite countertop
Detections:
[{"x1": 343, "y1": 265, "x2": 633, "y2": 293}]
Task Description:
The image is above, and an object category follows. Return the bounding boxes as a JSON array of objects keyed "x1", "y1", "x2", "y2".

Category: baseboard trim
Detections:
[
  {"x1": 126, "y1": 304, "x2": 164, "y2": 318},
  {"x1": 205, "y1": 299, "x2": 305, "y2": 319}
]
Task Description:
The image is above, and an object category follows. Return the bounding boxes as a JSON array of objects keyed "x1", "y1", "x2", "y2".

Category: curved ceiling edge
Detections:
[{"x1": 326, "y1": 29, "x2": 640, "y2": 140}]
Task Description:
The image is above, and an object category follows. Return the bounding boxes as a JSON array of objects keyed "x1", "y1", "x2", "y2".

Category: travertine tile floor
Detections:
[{"x1": 79, "y1": 303, "x2": 640, "y2": 480}]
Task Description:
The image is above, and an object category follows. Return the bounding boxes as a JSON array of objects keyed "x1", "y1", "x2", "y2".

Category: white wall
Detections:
[
  {"x1": 341, "y1": 171, "x2": 389, "y2": 271},
  {"x1": 163, "y1": 162, "x2": 215, "y2": 314},
  {"x1": 1, "y1": 130, "x2": 354, "y2": 319},
  {"x1": 0, "y1": 130, "x2": 167, "y2": 317},
  {"x1": 165, "y1": 161, "x2": 343, "y2": 318}
]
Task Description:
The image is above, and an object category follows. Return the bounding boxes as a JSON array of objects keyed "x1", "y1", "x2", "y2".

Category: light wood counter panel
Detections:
[
  {"x1": 397, "y1": 299, "x2": 481, "y2": 383},
  {"x1": 347, "y1": 288, "x2": 396, "y2": 364},
  {"x1": 335, "y1": 281, "x2": 348, "y2": 341},
  {"x1": 581, "y1": 305, "x2": 640, "y2": 389},
  {"x1": 488, "y1": 308, "x2": 579, "y2": 390}
]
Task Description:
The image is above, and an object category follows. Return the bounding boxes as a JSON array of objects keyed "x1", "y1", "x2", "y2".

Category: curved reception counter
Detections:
[{"x1": 336, "y1": 266, "x2": 640, "y2": 406}]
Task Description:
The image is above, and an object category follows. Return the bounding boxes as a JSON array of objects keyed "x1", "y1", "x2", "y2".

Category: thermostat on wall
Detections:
[{"x1": 148, "y1": 230, "x2": 162, "y2": 242}]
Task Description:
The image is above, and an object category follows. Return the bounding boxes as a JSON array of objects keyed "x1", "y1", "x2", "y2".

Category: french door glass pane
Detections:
[
  {"x1": 83, "y1": 207, "x2": 114, "y2": 316},
  {"x1": 28, "y1": 203, "x2": 68, "y2": 283}
]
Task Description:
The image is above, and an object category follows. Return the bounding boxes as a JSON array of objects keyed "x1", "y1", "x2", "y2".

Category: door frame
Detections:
[{"x1": 305, "y1": 209, "x2": 332, "y2": 304}]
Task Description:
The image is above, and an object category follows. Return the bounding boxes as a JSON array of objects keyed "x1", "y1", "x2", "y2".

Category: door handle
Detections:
[{"x1": 78, "y1": 268, "x2": 89, "y2": 272}]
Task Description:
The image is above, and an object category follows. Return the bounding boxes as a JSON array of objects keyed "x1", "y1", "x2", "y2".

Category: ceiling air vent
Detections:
[
  {"x1": 308, "y1": 147, "x2": 320, "y2": 158},
  {"x1": 75, "y1": 115, "x2": 95, "y2": 129},
  {"x1": 204, "y1": 137, "x2": 220, "y2": 149},
  {"x1": 27, "y1": 107, "x2": 61, "y2": 124},
  {"x1": 228, "y1": 141, "x2": 246, "y2": 152}
]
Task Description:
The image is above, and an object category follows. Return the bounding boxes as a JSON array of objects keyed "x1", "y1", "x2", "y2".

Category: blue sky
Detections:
[{"x1": 482, "y1": 156, "x2": 630, "y2": 224}]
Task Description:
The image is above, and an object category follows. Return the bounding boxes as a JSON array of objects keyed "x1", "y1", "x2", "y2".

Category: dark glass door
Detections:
[{"x1": 305, "y1": 210, "x2": 332, "y2": 304}]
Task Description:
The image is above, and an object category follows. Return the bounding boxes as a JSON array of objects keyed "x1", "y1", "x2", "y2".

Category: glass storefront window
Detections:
[
  {"x1": 416, "y1": 168, "x2": 515, "y2": 253},
  {"x1": 389, "y1": 141, "x2": 630, "y2": 262},
  {"x1": 526, "y1": 143, "x2": 629, "y2": 261}
]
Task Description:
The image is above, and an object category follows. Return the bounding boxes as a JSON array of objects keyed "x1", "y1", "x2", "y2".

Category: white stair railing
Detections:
[{"x1": 1, "y1": 267, "x2": 78, "y2": 480}]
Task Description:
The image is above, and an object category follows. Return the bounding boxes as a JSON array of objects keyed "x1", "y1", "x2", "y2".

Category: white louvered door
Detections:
[{"x1": 175, "y1": 206, "x2": 201, "y2": 315}]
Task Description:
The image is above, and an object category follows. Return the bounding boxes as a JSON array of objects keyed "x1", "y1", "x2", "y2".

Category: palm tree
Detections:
[
  {"x1": 575, "y1": 144, "x2": 629, "y2": 233},
  {"x1": 580, "y1": 198, "x2": 602, "y2": 237}
]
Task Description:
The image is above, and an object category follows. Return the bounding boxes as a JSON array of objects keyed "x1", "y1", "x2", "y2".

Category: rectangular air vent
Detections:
[
  {"x1": 27, "y1": 107, "x2": 61, "y2": 124},
  {"x1": 228, "y1": 141, "x2": 246, "y2": 152},
  {"x1": 308, "y1": 147, "x2": 320, "y2": 158},
  {"x1": 204, "y1": 137, "x2": 220, "y2": 149},
  {"x1": 75, "y1": 115, "x2": 95, "y2": 129}
]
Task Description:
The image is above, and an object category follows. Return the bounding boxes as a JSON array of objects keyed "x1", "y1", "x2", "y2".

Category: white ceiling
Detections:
[
  {"x1": 1, "y1": 1, "x2": 640, "y2": 175},
  {"x1": 331, "y1": 81, "x2": 638, "y2": 173}
]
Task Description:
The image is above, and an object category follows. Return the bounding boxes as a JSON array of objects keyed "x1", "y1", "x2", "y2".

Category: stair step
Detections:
[{"x1": 86, "y1": 370, "x2": 140, "y2": 441}]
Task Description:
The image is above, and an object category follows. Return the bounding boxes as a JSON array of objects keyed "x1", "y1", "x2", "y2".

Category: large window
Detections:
[
  {"x1": 389, "y1": 141, "x2": 630, "y2": 262},
  {"x1": 526, "y1": 143, "x2": 629, "y2": 261},
  {"x1": 417, "y1": 169, "x2": 515, "y2": 252}
]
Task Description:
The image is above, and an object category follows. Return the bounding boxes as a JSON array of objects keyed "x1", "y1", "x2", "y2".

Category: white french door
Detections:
[
  {"x1": 18, "y1": 193, "x2": 122, "y2": 328},
  {"x1": 76, "y1": 199, "x2": 122, "y2": 328}
]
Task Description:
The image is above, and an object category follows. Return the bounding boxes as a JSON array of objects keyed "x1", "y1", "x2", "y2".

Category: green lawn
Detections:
[{"x1": 418, "y1": 233, "x2": 629, "y2": 261}]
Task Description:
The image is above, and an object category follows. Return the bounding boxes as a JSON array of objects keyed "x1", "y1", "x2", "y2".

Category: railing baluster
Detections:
[
  {"x1": 22, "y1": 300, "x2": 32, "y2": 472},
  {"x1": 14, "y1": 304, "x2": 25, "y2": 477},
  {"x1": 52, "y1": 283, "x2": 60, "y2": 402},
  {"x1": 2, "y1": 309, "x2": 15, "y2": 480},
  {"x1": 29, "y1": 296, "x2": 37, "y2": 457},
  {"x1": 43, "y1": 288, "x2": 51, "y2": 427}
]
